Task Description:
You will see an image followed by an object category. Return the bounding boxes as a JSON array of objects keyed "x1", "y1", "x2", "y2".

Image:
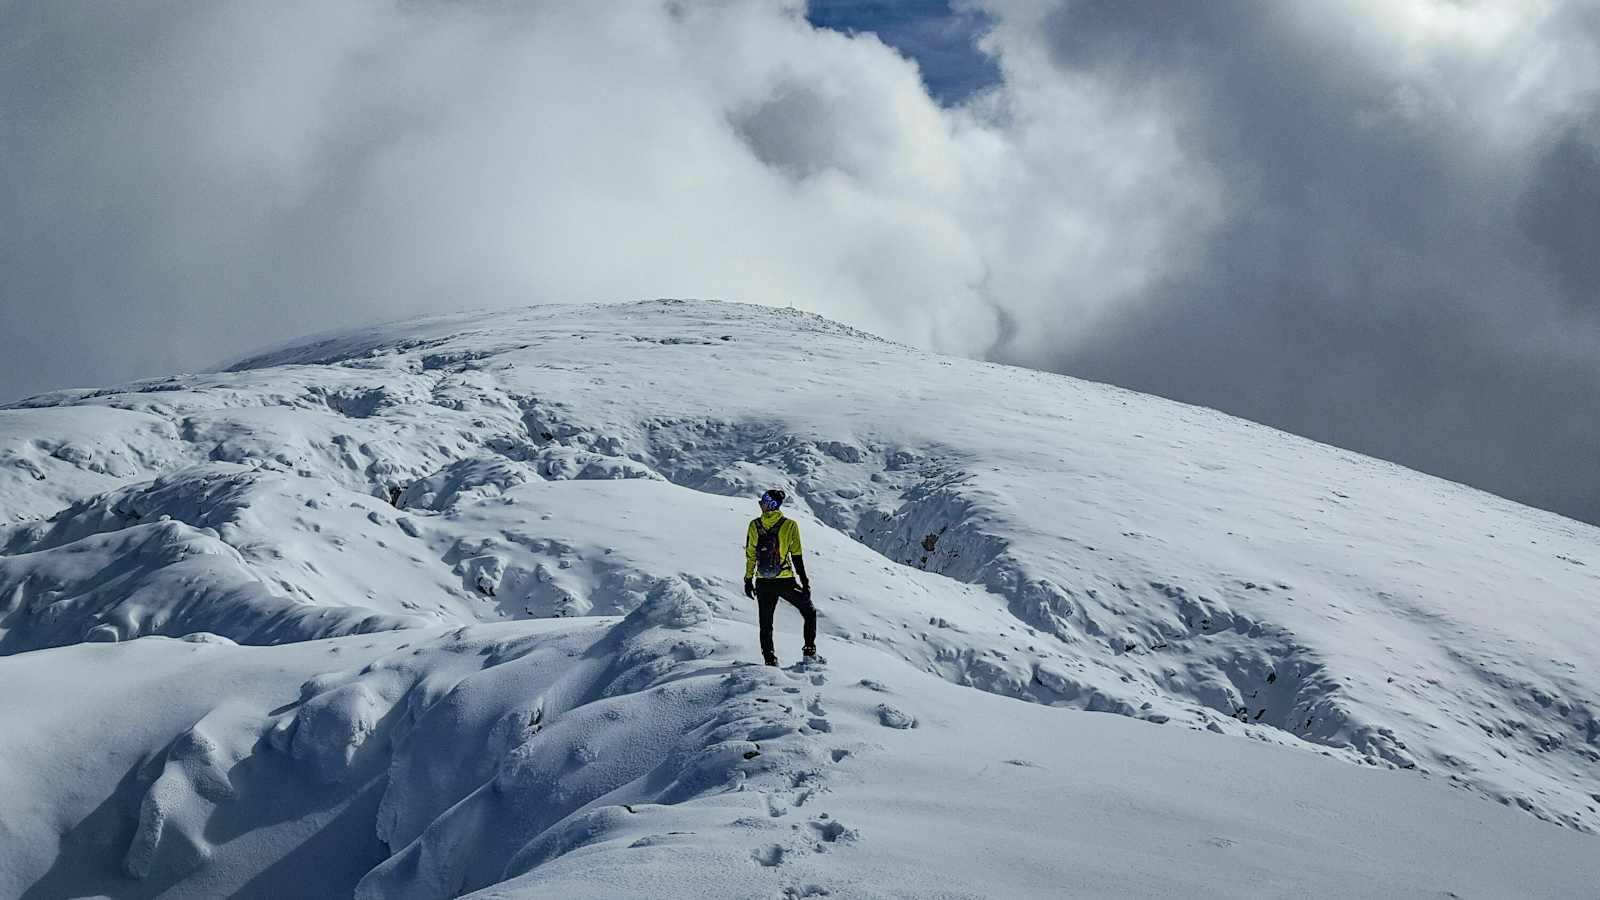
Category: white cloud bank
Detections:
[{"x1": 0, "y1": 0, "x2": 1219, "y2": 383}]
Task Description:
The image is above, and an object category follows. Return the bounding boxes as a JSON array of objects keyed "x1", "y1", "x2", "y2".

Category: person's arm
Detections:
[
  {"x1": 788, "y1": 520, "x2": 809, "y2": 596},
  {"x1": 743, "y1": 520, "x2": 757, "y2": 598}
]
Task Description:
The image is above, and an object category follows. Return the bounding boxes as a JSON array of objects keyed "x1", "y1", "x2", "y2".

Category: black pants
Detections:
[{"x1": 756, "y1": 577, "x2": 816, "y2": 658}]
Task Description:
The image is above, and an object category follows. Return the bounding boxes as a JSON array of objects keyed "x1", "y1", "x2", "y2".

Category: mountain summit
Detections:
[{"x1": 2, "y1": 299, "x2": 1596, "y2": 897}]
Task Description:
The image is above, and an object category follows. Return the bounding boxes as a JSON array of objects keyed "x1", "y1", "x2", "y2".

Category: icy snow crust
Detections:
[{"x1": 1, "y1": 299, "x2": 1597, "y2": 896}]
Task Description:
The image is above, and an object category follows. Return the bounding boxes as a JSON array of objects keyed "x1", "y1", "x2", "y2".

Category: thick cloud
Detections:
[
  {"x1": 977, "y1": 0, "x2": 1600, "y2": 524},
  {"x1": 1522, "y1": 120, "x2": 1600, "y2": 312},
  {"x1": 2, "y1": 0, "x2": 1597, "y2": 524},
  {"x1": 0, "y1": 0, "x2": 1215, "y2": 396}
]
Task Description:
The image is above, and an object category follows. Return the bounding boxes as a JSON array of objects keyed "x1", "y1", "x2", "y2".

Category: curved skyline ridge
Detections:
[{"x1": 2, "y1": 0, "x2": 1597, "y2": 529}]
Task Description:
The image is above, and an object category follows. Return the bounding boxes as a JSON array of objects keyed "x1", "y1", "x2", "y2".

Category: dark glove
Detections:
[
  {"x1": 798, "y1": 582, "x2": 812, "y2": 601},
  {"x1": 743, "y1": 577, "x2": 755, "y2": 599}
]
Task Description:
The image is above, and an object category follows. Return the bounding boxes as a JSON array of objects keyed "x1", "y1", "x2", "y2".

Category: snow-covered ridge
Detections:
[{"x1": 1, "y1": 299, "x2": 1597, "y2": 897}]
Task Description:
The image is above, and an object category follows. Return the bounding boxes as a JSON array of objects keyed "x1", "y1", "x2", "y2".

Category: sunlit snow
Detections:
[{"x1": 1, "y1": 300, "x2": 1596, "y2": 898}]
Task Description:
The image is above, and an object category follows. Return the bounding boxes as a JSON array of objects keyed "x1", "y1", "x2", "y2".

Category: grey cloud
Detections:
[
  {"x1": 1520, "y1": 117, "x2": 1600, "y2": 312},
  {"x1": 732, "y1": 83, "x2": 860, "y2": 179},
  {"x1": 985, "y1": 0, "x2": 1600, "y2": 525}
]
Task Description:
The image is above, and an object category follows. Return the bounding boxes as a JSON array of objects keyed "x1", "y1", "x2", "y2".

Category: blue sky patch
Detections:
[{"x1": 806, "y1": 0, "x2": 1002, "y2": 105}]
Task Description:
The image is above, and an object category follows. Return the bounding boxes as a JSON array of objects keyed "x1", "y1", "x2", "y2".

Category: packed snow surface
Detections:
[{"x1": 1, "y1": 299, "x2": 1596, "y2": 898}]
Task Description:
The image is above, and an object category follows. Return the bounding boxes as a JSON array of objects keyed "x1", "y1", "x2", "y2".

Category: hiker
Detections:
[{"x1": 743, "y1": 489, "x2": 817, "y2": 666}]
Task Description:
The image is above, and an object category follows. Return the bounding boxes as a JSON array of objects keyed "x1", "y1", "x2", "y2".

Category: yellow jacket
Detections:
[{"x1": 745, "y1": 511, "x2": 803, "y2": 579}]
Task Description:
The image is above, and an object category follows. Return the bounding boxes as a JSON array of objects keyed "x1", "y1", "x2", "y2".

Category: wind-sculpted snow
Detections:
[
  {"x1": 3, "y1": 616, "x2": 1597, "y2": 899},
  {"x1": 0, "y1": 517, "x2": 422, "y2": 654},
  {"x1": 1, "y1": 299, "x2": 1598, "y2": 896}
]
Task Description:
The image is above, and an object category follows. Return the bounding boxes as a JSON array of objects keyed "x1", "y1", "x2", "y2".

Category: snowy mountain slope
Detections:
[
  {"x1": 1, "y1": 299, "x2": 1597, "y2": 896},
  {"x1": 4, "y1": 613, "x2": 1597, "y2": 899}
]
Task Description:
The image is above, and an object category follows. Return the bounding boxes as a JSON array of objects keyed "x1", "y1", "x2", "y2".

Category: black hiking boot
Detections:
[{"x1": 763, "y1": 654, "x2": 779, "y2": 667}]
